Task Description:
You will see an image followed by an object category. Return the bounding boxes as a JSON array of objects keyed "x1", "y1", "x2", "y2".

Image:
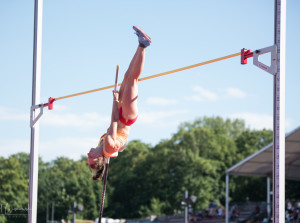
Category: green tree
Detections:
[
  {"x1": 37, "y1": 157, "x2": 98, "y2": 222},
  {"x1": 105, "y1": 140, "x2": 150, "y2": 218},
  {"x1": 0, "y1": 154, "x2": 28, "y2": 223},
  {"x1": 122, "y1": 117, "x2": 248, "y2": 217},
  {"x1": 1, "y1": 116, "x2": 282, "y2": 222},
  {"x1": 230, "y1": 129, "x2": 273, "y2": 202},
  {"x1": 286, "y1": 180, "x2": 300, "y2": 199}
]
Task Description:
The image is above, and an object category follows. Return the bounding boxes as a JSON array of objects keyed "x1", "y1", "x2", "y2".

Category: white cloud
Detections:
[
  {"x1": 0, "y1": 107, "x2": 28, "y2": 121},
  {"x1": 146, "y1": 97, "x2": 178, "y2": 106},
  {"x1": 0, "y1": 137, "x2": 97, "y2": 162},
  {"x1": 41, "y1": 111, "x2": 110, "y2": 128},
  {"x1": 0, "y1": 106, "x2": 110, "y2": 129},
  {"x1": 227, "y1": 112, "x2": 294, "y2": 132},
  {"x1": 0, "y1": 139, "x2": 30, "y2": 157},
  {"x1": 184, "y1": 95, "x2": 204, "y2": 102},
  {"x1": 52, "y1": 104, "x2": 69, "y2": 112},
  {"x1": 138, "y1": 109, "x2": 189, "y2": 126},
  {"x1": 191, "y1": 86, "x2": 218, "y2": 101},
  {"x1": 227, "y1": 112, "x2": 273, "y2": 130},
  {"x1": 40, "y1": 137, "x2": 97, "y2": 161},
  {"x1": 285, "y1": 118, "x2": 293, "y2": 130},
  {"x1": 186, "y1": 86, "x2": 246, "y2": 102},
  {"x1": 226, "y1": 88, "x2": 246, "y2": 98}
]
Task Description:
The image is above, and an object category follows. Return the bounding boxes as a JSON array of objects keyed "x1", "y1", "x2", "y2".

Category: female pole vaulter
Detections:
[{"x1": 87, "y1": 26, "x2": 151, "y2": 181}]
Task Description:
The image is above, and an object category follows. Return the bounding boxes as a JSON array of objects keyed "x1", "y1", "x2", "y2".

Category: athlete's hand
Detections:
[{"x1": 113, "y1": 90, "x2": 119, "y2": 101}]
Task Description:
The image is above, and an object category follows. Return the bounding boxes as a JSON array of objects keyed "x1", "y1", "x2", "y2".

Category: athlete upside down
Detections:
[{"x1": 87, "y1": 26, "x2": 151, "y2": 180}]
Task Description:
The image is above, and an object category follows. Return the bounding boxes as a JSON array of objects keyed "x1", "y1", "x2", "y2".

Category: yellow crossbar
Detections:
[{"x1": 54, "y1": 52, "x2": 241, "y2": 101}]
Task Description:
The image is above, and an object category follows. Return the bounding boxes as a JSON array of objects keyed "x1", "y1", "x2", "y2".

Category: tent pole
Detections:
[
  {"x1": 225, "y1": 174, "x2": 229, "y2": 223},
  {"x1": 184, "y1": 190, "x2": 188, "y2": 223},
  {"x1": 267, "y1": 177, "x2": 271, "y2": 220}
]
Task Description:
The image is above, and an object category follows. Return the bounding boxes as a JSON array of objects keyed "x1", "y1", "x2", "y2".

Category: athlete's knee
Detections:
[{"x1": 127, "y1": 75, "x2": 139, "y2": 84}]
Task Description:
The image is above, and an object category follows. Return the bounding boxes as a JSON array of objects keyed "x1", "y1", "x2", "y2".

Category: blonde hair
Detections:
[{"x1": 89, "y1": 156, "x2": 106, "y2": 181}]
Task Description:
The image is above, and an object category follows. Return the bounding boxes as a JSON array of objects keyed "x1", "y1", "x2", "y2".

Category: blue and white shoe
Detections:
[{"x1": 133, "y1": 26, "x2": 152, "y2": 48}]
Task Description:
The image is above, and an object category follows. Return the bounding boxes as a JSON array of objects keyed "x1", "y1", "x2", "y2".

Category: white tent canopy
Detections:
[
  {"x1": 226, "y1": 126, "x2": 300, "y2": 181},
  {"x1": 225, "y1": 126, "x2": 300, "y2": 223}
]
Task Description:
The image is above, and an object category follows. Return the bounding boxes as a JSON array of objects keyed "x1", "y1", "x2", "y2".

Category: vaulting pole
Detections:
[
  {"x1": 28, "y1": 0, "x2": 43, "y2": 222},
  {"x1": 273, "y1": 0, "x2": 286, "y2": 222},
  {"x1": 98, "y1": 158, "x2": 110, "y2": 223},
  {"x1": 98, "y1": 65, "x2": 119, "y2": 223}
]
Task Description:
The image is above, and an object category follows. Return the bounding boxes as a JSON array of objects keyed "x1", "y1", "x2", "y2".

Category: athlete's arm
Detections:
[{"x1": 105, "y1": 91, "x2": 121, "y2": 150}]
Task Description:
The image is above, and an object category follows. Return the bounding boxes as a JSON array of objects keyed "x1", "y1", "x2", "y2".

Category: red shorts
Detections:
[{"x1": 119, "y1": 106, "x2": 138, "y2": 126}]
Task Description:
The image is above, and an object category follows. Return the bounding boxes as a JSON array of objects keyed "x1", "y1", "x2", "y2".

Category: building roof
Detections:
[{"x1": 226, "y1": 126, "x2": 300, "y2": 181}]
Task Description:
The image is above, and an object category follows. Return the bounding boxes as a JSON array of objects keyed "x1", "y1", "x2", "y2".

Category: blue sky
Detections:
[{"x1": 0, "y1": 0, "x2": 299, "y2": 162}]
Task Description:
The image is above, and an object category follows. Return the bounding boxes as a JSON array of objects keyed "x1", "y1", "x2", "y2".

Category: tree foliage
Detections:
[
  {"x1": 1, "y1": 116, "x2": 298, "y2": 222},
  {"x1": 0, "y1": 153, "x2": 29, "y2": 223}
]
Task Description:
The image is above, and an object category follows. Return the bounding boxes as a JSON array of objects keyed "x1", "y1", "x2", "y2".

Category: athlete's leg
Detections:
[
  {"x1": 119, "y1": 26, "x2": 151, "y2": 116},
  {"x1": 119, "y1": 25, "x2": 151, "y2": 101},
  {"x1": 118, "y1": 46, "x2": 144, "y2": 103},
  {"x1": 120, "y1": 46, "x2": 145, "y2": 119}
]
